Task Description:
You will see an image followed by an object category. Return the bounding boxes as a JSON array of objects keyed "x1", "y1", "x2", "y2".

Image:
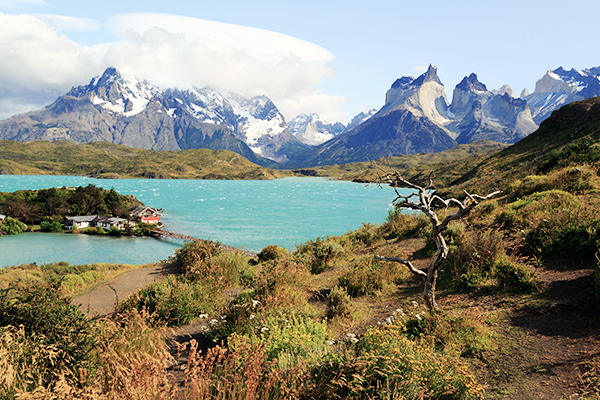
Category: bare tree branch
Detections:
[{"x1": 377, "y1": 256, "x2": 427, "y2": 279}]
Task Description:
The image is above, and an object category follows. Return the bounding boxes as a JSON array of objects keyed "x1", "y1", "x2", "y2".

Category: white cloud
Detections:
[
  {"x1": 0, "y1": 12, "x2": 344, "y2": 123},
  {"x1": 32, "y1": 14, "x2": 100, "y2": 32},
  {"x1": 104, "y1": 13, "x2": 342, "y2": 121},
  {"x1": 0, "y1": 13, "x2": 106, "y2": 118}
]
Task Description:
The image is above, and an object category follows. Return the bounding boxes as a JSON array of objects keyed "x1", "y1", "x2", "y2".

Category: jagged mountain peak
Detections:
[
  {"x1": 456, "y1": 73, "x2": 487, "y2": 92},
  {"x1": 492, "y1": 85, "x2": 514, "y2": 98},
  {"x1": 288, "y1": 113, "x2": 345, "y2": 146},
  {"x1": 390, "y1": 64, "x2": 442, "y2": 90}
]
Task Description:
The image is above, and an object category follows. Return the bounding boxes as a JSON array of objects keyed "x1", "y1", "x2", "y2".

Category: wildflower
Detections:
[
  {"x1": 209, "y1": 319, "x2": 218, "y2": 325},
  {"x1": 349, "y1": 337, "x2": 359, "y2": 344},
  {"x1": 415, "y1": 314, "x2": 422, "y2": 320},
  {"x1": 198, "y1": 314, "x2": 208, "y2": 319},
  {"x1": 249, "y1": 314, "x2": 255, "y2": 319},
  {"x1": 261, "y1": 327, "x2": 269, "y2": 332},
  {"x1": 326, "y1": 340, "x2": 335, "y2": 346},
  {"x1": 251, "y1": 299, "x2": 261, "y2": 308}
]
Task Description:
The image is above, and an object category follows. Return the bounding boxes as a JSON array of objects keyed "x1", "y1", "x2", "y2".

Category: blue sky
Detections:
[{"x1": 1, "y1": 0, "x2": 599, "y2": 123}]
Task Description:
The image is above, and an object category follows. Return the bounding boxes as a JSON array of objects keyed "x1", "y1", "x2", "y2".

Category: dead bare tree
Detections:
[{"x1": 376, "y1": 165, "x2": 500, "y2": 310}]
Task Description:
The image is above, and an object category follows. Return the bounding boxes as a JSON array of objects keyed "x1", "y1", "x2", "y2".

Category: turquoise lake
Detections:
[{"x1": 0, "y1": 176, "x2": 401, "y2": 268}]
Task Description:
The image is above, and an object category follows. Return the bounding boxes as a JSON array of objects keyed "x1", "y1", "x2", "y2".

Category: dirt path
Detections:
[{"x1": 72, "y1": 262, "x2": 179, "y2": 317}]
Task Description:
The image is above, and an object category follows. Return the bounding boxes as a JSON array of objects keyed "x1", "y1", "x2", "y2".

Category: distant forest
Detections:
[{"x1": 0, "y1": 185, "x2": 142, "y2": 225}]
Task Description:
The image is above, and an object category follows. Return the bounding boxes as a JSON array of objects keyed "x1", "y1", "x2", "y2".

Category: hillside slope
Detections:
[{"x1": 0, "y1": 140, "x2": 287, "y2": 180}]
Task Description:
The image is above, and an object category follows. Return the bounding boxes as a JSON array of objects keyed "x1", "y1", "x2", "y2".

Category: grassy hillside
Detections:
[
  {"x1": 439, "y1": 96, "x2": 600, "y2": 196},
  {"x1": 0, "y1": 140, "x2": 288, "y2": 180},
  {"x1": 294, "y1": 140, "x2": 507, "y2": 184}
]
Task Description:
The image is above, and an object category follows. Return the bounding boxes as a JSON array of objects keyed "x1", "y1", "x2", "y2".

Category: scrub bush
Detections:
[
  {"x1": 257, "y1": 245, "x2": 289, "y2": 263},
  {"x1": 308, "y1": 320, "x2": 484, "y2": 400},
  {"x1": 295, "y1": 237, "x2": 345, "y2": 274},
  {"x1": 496, "y1": 190, "x2": 600, "y2": 259},
  {"x1": 440, "y1": 227, "x2": 538, "y2": 293},
  {"x1": 120, "y1": 275, "x2": 220, "y2": 327},
  {"x1": 229, "y1": 313, "x2": 330, "y2": 370},
  {"x1": 0, "y1": 282, "x2": 99, "y2": 392},
  {"x1": 338, "y1": 255, "x2": 402, "y2": 297},
  {"x1": 326, "y1": 285, "x2": 352, "y2": 320}
]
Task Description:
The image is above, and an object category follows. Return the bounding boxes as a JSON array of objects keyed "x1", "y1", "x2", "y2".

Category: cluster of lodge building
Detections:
[{"x1": 64, "y1": 206, "x2": 162, "y2": 231}]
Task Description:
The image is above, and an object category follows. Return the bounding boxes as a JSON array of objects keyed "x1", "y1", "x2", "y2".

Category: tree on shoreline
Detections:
[{"x1": 376, "y1": 165, "x2": 500, "y2": 310}]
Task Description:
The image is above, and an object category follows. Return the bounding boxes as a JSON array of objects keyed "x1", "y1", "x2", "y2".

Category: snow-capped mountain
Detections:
[
  {"x1": 524, "y1": 67, "x2": 600, "y2": 124},
  {"x1": 0, "y1": 68, "x2": 305, "y2": 163},
  {"x1": 345, "y1": 109, "x2": 377, "y2": 131},
  {"x1": 288, "y1": 113, "x2": 346, "y2": 146}
]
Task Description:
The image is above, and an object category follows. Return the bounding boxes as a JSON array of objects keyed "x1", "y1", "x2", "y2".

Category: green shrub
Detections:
[
  {"x1": 120, "y1": 275, "x2": 219, "y2": 327},
  {"x1": 175, "y1": 240, "x2": 246, "y2": 292},
  {"x1": 0, "y1": 217, "x2": 27, "y2": 235},
  {"x1": 175, "y1": 240, "x2": 222, "y2": 279},
  {"x1": 326, "y1": 286, "x2": 351, "y2": 320},
  {"x1": 494, "y1": 259, "x2": 539, "y2": 292},
  {"x1": 253, "y1": 258, "x2": 309, "y2": 310},
  {"x1": 345, "y1": 223, "x2": 379, "y2": 247},
  {"x1": 401, "y1": 310, "x2": 495, "y2": 360},
  {"x1": 229, "y1": 313, "x2": 330, "y2": 370},
  {"x1": 308, "y1": 320, "x2": 484, "y2": 400},
  {"x1": 440, "y1": 228, "x2": 538, "y2": 293},
  {"x1": 256, "y1": 245, "x2": 289, "y2": 263},
  {"x1": 0, "y1": 282, "x2": 100, "y2": 391},
  {"x1": 339, "y1": 255, "x2": 401, "y2": 297},
  {"x1": 215, "y1": 290, "x2": 261, "y2": 340},
  {"x1": 381, "y1": 209, "x2": 430, "y2": 240},
  {"x1": 295, "y1": 237, "x2": 345, "y2": 274},
  {"x1": 497, "y1": 190, "x2": 600, "y2": 259},
  {"x1": 39, "y1": 217, "x2": 63, "y2": 232}
]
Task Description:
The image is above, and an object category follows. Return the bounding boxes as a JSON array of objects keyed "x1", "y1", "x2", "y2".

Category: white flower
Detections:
[
  {"x1": 411, "y1": 301, "x2": 419, "y2": 307},
  {"x1": 415, "y1": 314, "x2": 422, "y2": 320},
  {"x1": 251, "y1": 300, "x2": 261, "y2": 308},
  {"x1": 249, "y1": 314, "x2": 255, "y2": 320},
  {"x1": 350, "y1": 338, "x2": 359, "y2": 344},
  {"x1": 261, "y1": 327, "x2": 269, "y2": 332},
  {"x1": 326, "y1": 340, "x2": 335, "y2": 346},
  {"x1": 198, "y1": 314, "x2": 208, "y2": 319},
  {"x1": 209, "y1": 319, "x2": 218, "y2": 325}
]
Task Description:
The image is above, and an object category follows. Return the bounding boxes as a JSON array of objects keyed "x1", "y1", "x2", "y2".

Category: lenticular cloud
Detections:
[{"x1": 104, "y1": 13, "x2": 342, "y2": 120}]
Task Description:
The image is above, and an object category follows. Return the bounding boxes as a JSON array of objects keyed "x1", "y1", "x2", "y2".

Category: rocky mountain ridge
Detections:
[
  {"x1": 523, "y1": 66, "x2": 600, "y2": 124},
  {"x1": 0, "y1": 65, "x2": 599, "y2": 168}
]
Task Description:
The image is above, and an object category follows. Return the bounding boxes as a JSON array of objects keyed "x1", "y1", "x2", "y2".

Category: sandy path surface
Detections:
[{"x1": 73, "y1": 263, "x2": 179, "y2": 317}]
